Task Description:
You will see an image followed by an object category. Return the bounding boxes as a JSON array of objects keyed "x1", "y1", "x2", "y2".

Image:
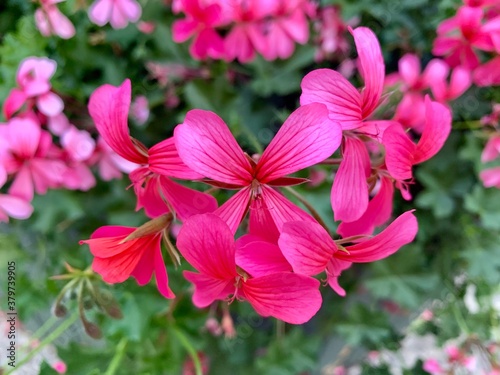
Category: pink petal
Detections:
[
  {"x1": 153, "y1": 248, "x2": 175, "y2": 299},
  {"x1": 46, "y1": 6, "x2": 76, "y2": 39},
  {"x1": 88, "y1": 0, "x2": 113, "y2": 26},
  {"x1": 118, "y1": 0, "x2": 141, "y2": 23},
  {"x1": 280, "y1": 9, "x2": 309, "y2": 44},
  {"x1": 135, "y1": 176, "x2": 170, "y2": 218},
  {"x1": 337, "y1": 176, "x2": 394, "y2": 237},
  {"x1": 0, "y1": 194, "x2": 34, "y2": 220},
  {"x1": 30, "y1": 159, "x2": 66, "y2": 193},
  {"x1": 174, "y1": 110, "x2": 253, "y2": 185},
  {"x1": 172, "y1": 19, "x2": 199, "y2": 43},
  {"x1": 8, "y1": 166, "x2": 34, "y2": 202},
  {"x1": 382, "y1": 124, "x2": 417, "y2": 181},
  {"x1": 260, "y1": 184, "x2": 316, "y2": 231},
  {"x1": 159, "y1": 176, "x2": 218, "y2": 222},
  {"x1": 235, "y1": 238, "x2": 291, "y2": 277},
  {"x1": 183, "y1": 271, "x2": 234, "y2": 308},
  {"x1": 3, "y1": 89, "x2": 27, "y2": 120},
  {"x1": 224, "y1": 25, "x2": 255, "y2": 63},
  {"x1": 480, "y1": 167, "x2": 500, "y2": 188},
  {"x1": 35, "y1": 8, "x2": 51, "y2": 36},
  {"x1": 473, "y1": 57, "x2": 500, "y2": 87},
  {"x1": 413, "y1": 97, "x2": 452, "y2": 164},
  {"x1": 176, "y1": 213, "x2": 238, "y2": 279},
  {"x1": 242, "y1": 273, "x2": 322, "y2": 324},
  {"x1": 399, "y1": 54, "x2": 421, "y2": 88},
  {"x1": 248, "y1": 197, "x2": 280, "y2": 243},
  {"x1": 130, "y1": 247, "x2": 155, "y2": 285},
  {"x1": 331, "y1": 137, "x2": 371, "y2": 222},
  {"x1": 214, "y1": 187, "x2": 252, "y2": 234},
  {"x1": 279, "y1": 220, "x2": 336, "y2": 275},
  {"x1": 36, "y1": 92, "x2": 64, "y2": 117},
  {"x1": 336, "y1": 211, "x2": 418, "y2": 263},
  {"x1": 88, "y1": 79, "x2": 148, "y2": 164},
  {"x1": 448, "y1": 66, "x2": 472, "y2": 100},
  {"x1": 7, "y1": 117, "x2": 41, "y2": 159},
  {"x1": 481, "y1": 135, "x2": 500, "y2": 162},
  {"x1": 351, "y1": 27, "x2": 385, "y2": 118},
  {"x1": 148, "y1": 138, "x2": 204, "y2": 180},
  {"x1": 300, "y1": 68, "x2": 363, "y2": 130},
  {"x1": 18, "y1": 57, "x2": 56, "y2": 84},
  {"x1": 326, "y1": 258, "x2": 352, "y2": 296},
  {"x1": 256, "y1": 103, "x2": 342, "y2": 183}
]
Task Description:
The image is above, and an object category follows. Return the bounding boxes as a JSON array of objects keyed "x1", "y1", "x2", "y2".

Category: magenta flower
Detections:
[
  {"x1": 278, "y1": 211, "x2": 418, "y2": 296},
  {"x1": 425, "y1": 59, "x2": 472, "y2": 103},
  {"x1": 35, "y1": 0, "x2": 75, "y2": 39},
  {"x1": 0, "y1": 166, "x2": 33, "y2": 223},
  {"x1": 3, "y1": 57, "x2": 64, "y2": 119},
  {"x1": 89, "y1": 137, "x2": 139, "y2": 181},
  {"x1": 80, "y1": 222, "x2": 174, "y2": 299},
  {"x1": 88, "y1": 0, "x2": 142, "y2": 29},
  {"x1": 176, "y1": 214, "x2": 322, "y2": 324},
  {"x1": 432, "y1": 6, "x2": 494, "y2": 69},
  {"x1": 174, "y1": 103, "x2": 342, "y2": 233},
  {"x1": 383, "y1": 97, "x2": 452, "y2": 181},
  {"x1": 88, "y1": 79, "x2": 217, "y2": 220},
  {"x1": 473, "y1": 56, "x2": 500, "y2": 86},
  {"x1": 172, "y1": 0, "x2": 225, "y2": 60}
]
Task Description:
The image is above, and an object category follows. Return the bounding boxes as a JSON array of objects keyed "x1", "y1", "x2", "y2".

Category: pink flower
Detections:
[
  {"x1": 60, "y1": 126, "x2": 96, "y2": 162},
  {"x1": 130, "y1": 95, "x2": 149, "y2": 126},
  {"x1": 425, "y1": 59, "x2": 472, "y2": 103},
  {"x1": 383, "y1": 97, "x2": 452, "y2": 181},
  {"x1": 481, "y1": 134, "x2": 500, "y2": 162},
  {"x1": 432, "y1": 6, "x2": 494, "y2": 69},
  {"x1": 474, "y1": 56, "x2": 500, "y2": 86},
  {"x1": 314, "y1": 5, "x2": 350, "y2": 62},
  {"x1": 89, "y1": 137, "x2": 139, "y2": 181},
  {"x1": 4, "y1": 57, "x2": 64, "y2": 119},
  {"x1": 278, "y1": 211, "x2": 417, "y2": 296},
  {"x1": 88, "y1": 0, "x2": 142, "y2": 29},
  {"x1": 88, "y1": 79, "x2": 217, "y2": 219},
  {"x1": 35, "y1": 0, "x2": 75, "y2": 39},
  {"x1": 174, "y1": 103, "x2": 341, "y2": 234},
  {"x1": 137, "y1": 21, "x2": 156, "y2": 34},
  {"x1": 0, "y1": 191, "x2": 34, "y2": 223},
  {"x1": 480, "y1": 167, "x2": 500, "y2": 188},
  {"x1": 80, "y1": 219, "x2": 175, "y2": 298},
  {"x1": 1, "y1": 117, "x2": 65, "y2": 201},
  {"x1": 176, "y1": 214, "x2": 322, "y2": 324},
  {"x1": 423, "y1": 358, "x2": 445, "y2": 374},
  {"x1": 172, "y1": 0, "x2": 225, "y2": 60}
]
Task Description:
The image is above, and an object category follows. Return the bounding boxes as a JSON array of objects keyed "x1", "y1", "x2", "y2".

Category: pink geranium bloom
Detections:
[
  {"x1": 256, "y1": 0, "x2": 311, "y2": 60},
  {"x1": 432, "y1": 6, "x2": 494, "y2": 70},
  {"x1": 88, "y1": 0, "x2": 142, "y2": 29},
  {"x1": 1, "y1": 117, "x2": 65, "y2": 201},
  {"x1": 383, "y1": 97, "x2": 452, "y2": 181},
  {"x1": 314, "y1": 5, "x2": 350, "y2": 62},
  {"x1": 423, "y1": 359, "x2": 445, "y2": 374},
  {"x1": 80, "y1": 221, "x2": 174, "y2": 298},
  {"x1": 473, "y1": 56, "x2": 500, "y2": 86},
  {"x1": 0, "y1": 167, "x2": 34, "y2": 223},
  {"x1": 481, "y1": 134, "x2": 500, "y2": 162},
  {"x1": 3, "y1": 57, "x2": 64, "y2": 119},
  {"x1": 172, "y1": 0, "x2": 225, "y2": 60},
  {"x1": 279, "y1": 211, "x2": 418, "y2": 296},
  {"x1": 88, "y1": 137, "x2": 139, "y2": 181},
  {"x1": 177, "y1": 214, "x2": 322, "y2": 324},
  {"x1": 35, "y1": 0, "x2": 75, "y2": 39},
  {"x1": 88, "y1": 79, "x2": 217, "y2": 220},
  {"x1": 60, "y1": 126, "x2": 96, "y2": 162},
  {"x1": 174, "y1": 103, "x2": 342, "y2": 234},
  {"x1": 425, "y1": 59, "x2": 472, "y2": 103},
  {"x1": 480, "y1": 167, "x2": 500, "y2": 188},
  {"x1": 130, "y1": 95, "x2": 149, "y2": 126}
]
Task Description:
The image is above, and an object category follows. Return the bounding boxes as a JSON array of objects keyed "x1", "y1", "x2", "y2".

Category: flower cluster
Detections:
[
  {"x1": 0, "y1": 57, "x2": 137, "y2": 223},
  {"x1": 172, "y1": 0, "x2": 316, "y2": 61},
  {"x1": 480, "y1": 104, "x2": 500, "y2": 189},
  {"x1": 79, "y1": 26, "x2": 455, "y2": 324}
]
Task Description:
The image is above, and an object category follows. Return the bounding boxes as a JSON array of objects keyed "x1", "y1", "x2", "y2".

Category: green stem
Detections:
[
  {"x1": 30, "y1": 315, "x2": 58, "y2": 340},
  {"x1": 171, "y1": 327, "x2": 203, "y2": 375},
  {"x1": 6, "y1": 311, "x2": 79, "y2": 375},
  {"x1": 104, "y1": 338, "x2": 128, "y2": 375}
]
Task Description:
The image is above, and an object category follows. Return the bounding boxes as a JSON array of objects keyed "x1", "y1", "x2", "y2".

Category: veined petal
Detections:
[
  {"x1": 248, "y1": 197, "x2": 280, "y2": 243},
  {"x1": 88, "y1": 79, "x2": 147, "y2": 164},
  {"x1": 256, "y1": 103, "x2": 342, "y2": 182},
  {"x1": 183, "y1": 271, "x2": 234, "y2": 308},
  {"x1": 383, "y1": 124, "x2": 417, "y2": 181},
  {"x1": 148, "y1": 138, "x2": 204, "y2": 180},
  {"x1": 336, "y1": 211, "x2": 418, "y2": 263},
  {"x1": 130, "y1": 247, "x2": 155, "y2": 285},
  {"x1": 337, "y1": 176, "x2": 394, "y2": 237},
  {"x1": 331, "y1": 137, "x2": 371, "y2": 222},
  {"x1": 174, "y1": 110, "x2": 253, "y2": 185},
  {"x1": 176, "y1": 213, "x2": 238, "y2": 279},
  {"x1": 235, "y1": 238, "x2": 291, "y2": 277},
  {"x1": 326, "y1": 258, "x2": 352, "y2": 296},
  {"x1": 0, "y1": 194, "x2": 34, "y2": 220},
  {"x1": 7, "y1": 117, "x2": 41, "y2": 159},
  {"x1": 242, "y1": 273, "x2": 322, "y2": 324},
  {"x1": 300, "y1": 68, "x2": 363, "y2": 130},
  {"x1": 159, "y1": 176, "x2": 218, "y2": 222},
  {"x1": 214, "y1": 187, "x2": 252, "y2": 234},
  {"x1": 413, "y1": 97, "x2": 452, "y2": 164},
  {"x1": 351, "y1": 27, "x2": 385, "y2": 118},
  {"x1": 279, "y1": 220, "x2": 336, "y2": 275},
  {"x1": 260, "y1": 185, "x2": 315, "y2": 232},
  {"x1": 153, "y1": 249, "x2": 175, "y2": 299}
]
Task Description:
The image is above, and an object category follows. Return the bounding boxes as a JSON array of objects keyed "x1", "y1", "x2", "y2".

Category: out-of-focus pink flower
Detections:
[
  {"x1": 425, "y1": 59, "x2": 472, "y2": 103},
  {"x1": 80, "y1": 218, "x2": 175, "y2": 298},
  {"x1": 279, "y1": 211, "x2": 417, "y2": 296},
  {"x1": 177, "y1": 214, "x2": 322, "y2": 324},
  {"x1": 307, "y1": 168, "x2": 327, "y2": 187},
  {"x1": 137, "y1": 21, "x2": 156, "y2": 34},
  {"x1": 89, "y1": 137, "x2": 139, "y2": 181},
  {"x1": 60, "y1": 126, "x2": 96, "y2": 162},
  {"x1": 481, "y1": 103, "x2": 500, "y2": 126},
  {"x1": 432, "y1": 6, "x2": 494, "y2": 69},
  {"x1": 47, "y1": 113, "x2": 70, "y2": 135},
  {"x1": 130, "y1": 95, "x2": 149, "y2": 125},
  {"x1": 481, "y1": 134, "x2": 500, "y2": 162},
  {"x1": 474, "y1": 56, "x2": 500, "y2": 86},
  {"x1": 4, "y1": 57, "x2": 64, "y2": 119},
  {"x1": 35, "y1": 0, "x2": 75, "y2": 39},
  {"x1": 172, "y1": 0, "x2": 225, "y2": 60},
  {"x1": 480, "y1": 167, "x2": 500, "y2": 188},
  {"x1": 88, "y1": 0, "x2": 142, "y2": 29},
  {"x1": 423, "y1": 358, "x2": 445, "y2": 374},
  {"x1": 314, "y1": 5, "x2": 350, "y2": 62},
  {"x1": 0, "y1": 191, "x2": 34, "y2": 223},
  {"x1": 1, "y1": 117, "x2": 65, "y2": 201},
  {"x1": 174, "y1": 104, "x2": 341, "y2": 234},
  {"x1": 420, "y1": 309, "x2": 434, "y2": 321}
]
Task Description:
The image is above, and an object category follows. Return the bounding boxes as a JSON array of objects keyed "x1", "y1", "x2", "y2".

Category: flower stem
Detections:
[
  {"x1": 171, "y1": 327, "x2": 203, "y2": 375},
  {"x1": 104, "y1": 338, "x2": 129, "y2": 375}
]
